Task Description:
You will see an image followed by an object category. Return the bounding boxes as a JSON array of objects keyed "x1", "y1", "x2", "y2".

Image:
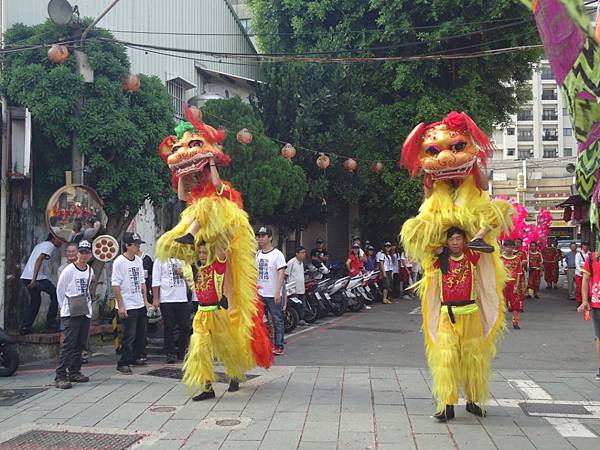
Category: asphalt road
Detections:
[{"x1": 281, "y1": 279, "x2": 597, "y2": 371}]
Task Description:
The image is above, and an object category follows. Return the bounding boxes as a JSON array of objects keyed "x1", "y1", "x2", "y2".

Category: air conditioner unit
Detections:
[{"x1": 188, "y1": 93, "x2": 224, "y2": 107}]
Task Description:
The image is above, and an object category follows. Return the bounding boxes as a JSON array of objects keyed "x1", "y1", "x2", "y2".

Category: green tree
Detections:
[
  {"x1": 1, "y1": 20, "x2": 174, "y2": 239},
  {"x1": 200, "y1": 97, "x2": 308, "y2": 226},
  {"x1": 248, "y1": 0, "x2": 541, "y2": 244}
]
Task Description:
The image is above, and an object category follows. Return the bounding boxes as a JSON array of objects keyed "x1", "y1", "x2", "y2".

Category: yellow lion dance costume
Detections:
[
  {"x1": 400, "y1": 111, "x2": 512, "y2": 420},
  {"x1": 156, "y1": 106, "x2": 272, "y2": 397}
]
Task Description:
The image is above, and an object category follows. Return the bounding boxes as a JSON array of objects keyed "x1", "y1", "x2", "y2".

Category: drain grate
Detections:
[
  {"x1": 0, "y1": 430, "x2": 143, "y2": 450},
  {"x1": 0, "y1": 388, "x2": 47, "y2": 407},
  {"x1": 520, "y1": 403, "x2": 591, "y2": 416},
  {"x1": 331, "y1": 325, "x2": 409, "y2": 334},
  {"x1": 144, "y1": 367, "x2": 259, "y2": 382}
]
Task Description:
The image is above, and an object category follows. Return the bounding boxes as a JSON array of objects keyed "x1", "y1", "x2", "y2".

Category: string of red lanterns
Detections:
[{"x1": 230, "y1": 121, "x2": 389, "y2": 173}]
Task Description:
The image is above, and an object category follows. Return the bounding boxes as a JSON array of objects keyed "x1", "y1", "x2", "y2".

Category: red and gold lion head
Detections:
[
  {"x1": 158, "y1": 105, "x2": 230, "y2": 181},
  {"x1": 400, "y1": 111, "x2": 493, "y2": 191}
]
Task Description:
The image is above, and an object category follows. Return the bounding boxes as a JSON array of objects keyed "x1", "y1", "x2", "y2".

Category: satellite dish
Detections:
[{"x1": 48, "y1": 0, "x2": 74, "y2": 26}]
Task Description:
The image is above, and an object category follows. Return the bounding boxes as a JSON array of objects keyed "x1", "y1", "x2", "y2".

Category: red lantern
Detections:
[
  {"x1": 236, "y1": 128, "x2": 253, "y2": 145},
  {"x1": 122, "y1": 74, "x2": 140, "y2": 92},
  {"x1": 574, "y1": 204, "x2": 583, "y2": 221},
  {"x1": 343, "y1": 158, "x2": 358, "y2": 172},
  {"x1": 316, "y1": 153, "x2": 330, "y2": 170},
  {"x1": 48, "y1": 44, "x2": 69, "y2": 64},
  {"x1": 563, "y1": 206, "x2": 572, "y2": 222},
  {"x1": 371, "y1": 162, "x2": 384, "y2": 173},
  {"x1": 188, "y1": 105, "x2": 203, "y2": 122},
  {"x1": 281, "y1": 143, "x2": 296, "y2": 159}
]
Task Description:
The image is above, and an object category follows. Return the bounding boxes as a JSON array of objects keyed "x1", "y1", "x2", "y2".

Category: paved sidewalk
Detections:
[{"x1": 0, "y1": 363, "x2": 599, "y2": 449}]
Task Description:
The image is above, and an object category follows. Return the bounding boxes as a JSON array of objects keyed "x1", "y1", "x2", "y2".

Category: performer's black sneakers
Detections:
[
  {"x1": 512, "y1": 322, "x2": 520, "y2": 330},
  {"x1": 467, "y1": 238, "x2": 494, "y2": 253},
  {"x1": 192, "y1": 388, "x2": 216, "y2": 401},
  {"x1": 434, "y1": 405, "x2": 455, "y2": 422},
  {"x1": 175, "y1": 233, "x2": 195, "y2": 245},
  {"x1": 228, "y1": 379, "x2": 240, "y2": 392},
  {"x1": 466, "y1": 401, "x2": 485, "y2": 417}
]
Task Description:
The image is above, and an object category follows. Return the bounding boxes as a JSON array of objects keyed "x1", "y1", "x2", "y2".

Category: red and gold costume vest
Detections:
[
  {"x1": 528, "y1": 251, "x2": 542, "y2": 269},
  {"x1": 501, "y1": 255, "x2": 523, "y2": 281},
  {"x1": 195, "y1": 259, "x2": 227, "y2": 306},
  {"x1": 435, "y1": 249, "x2": 480, "y2": 303}
]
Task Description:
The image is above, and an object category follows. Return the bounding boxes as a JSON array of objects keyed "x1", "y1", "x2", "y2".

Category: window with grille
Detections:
[
  {"x1": 507, "y1": 148, "x2": 515, "y2": 156},
  {"x1": 564, "y1": 128, "x2": 572, "y2": 136},
  {"x1": 507, "y1": 128, "x2": 515, "y2": 135},
  {"x1": 543, "y1": 147, "x2": 558, "y2": 158},
  {"x1": 167, "y1": 80, "x2": 186, "y2": 119},
  {"x1": 517, "y1": 148, "x2": 533, "y2": 160},
  {"x1": 564, "y1": 147, "x2": 573, "y2": 157}
]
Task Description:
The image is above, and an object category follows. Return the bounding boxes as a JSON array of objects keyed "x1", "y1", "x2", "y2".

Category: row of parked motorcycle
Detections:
[{"x1": 283, "y1": 263, "x2": 383, "y2": 333}]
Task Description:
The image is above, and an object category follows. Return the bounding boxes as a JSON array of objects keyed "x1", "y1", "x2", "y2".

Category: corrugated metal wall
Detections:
[{"x1": 5, "y1": 0, "x2": 261, "y2": 88}]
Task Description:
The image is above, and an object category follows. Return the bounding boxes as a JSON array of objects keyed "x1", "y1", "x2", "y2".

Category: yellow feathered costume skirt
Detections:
[
  {"x1": 157, "y1": 193, "x2": 272, "y2": 394},
  {"x1": 401, "y1": 175, "x2": 512, "y2": 413}
]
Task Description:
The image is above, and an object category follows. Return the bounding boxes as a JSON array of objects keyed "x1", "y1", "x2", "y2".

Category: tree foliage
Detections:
[
  {"x1": 1, "y1": 20, "x2": 174, "y2": 235},
  {"x1": 247, "y1": 0, "x2": 541, "y2": 243},
  {"x1": 201, "y1": 97, "x2": 307, "y2": 223}
]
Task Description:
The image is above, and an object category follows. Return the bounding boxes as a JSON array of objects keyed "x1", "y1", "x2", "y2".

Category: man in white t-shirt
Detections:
[
  {"x1": 256, "y1": 226, "x2": 287, "y2": 355},
  {"x1": 112, "y1": 232, "x2": 153, "y2": 374},
  {"x1": 286, "y1": 246, "x2": 308, "y2": 326},
  {"x1": 153, "y1": 257, "x2": 190, "y2": 363},
  {"x1": 20, "y1": 234, "x2": 63, "y2": 334},
  {"x1": 54, "y1": 240, "x2": 95, "y2": 389}
]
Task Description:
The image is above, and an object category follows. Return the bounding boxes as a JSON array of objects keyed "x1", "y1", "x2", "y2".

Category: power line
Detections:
[
  {"x1": 106, "y1": 16, "x2": 531, "y2": 37},
  {"x1": 104, "y1": 19, "x2": 534, "y2": 59}
]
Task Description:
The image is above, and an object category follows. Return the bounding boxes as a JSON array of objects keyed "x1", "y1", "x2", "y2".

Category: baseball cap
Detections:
[
  {"x1": 123, "y1": 232, "x2": 145, "y2": 245},
  {"x1": 352, "y1": 235, "x2": 361, "y2": 241},
  {"x1": 78, "y1": 240, "x2": 92, "y2": 253},
  {"x1": 316, "y1": 238, "x2": 324, "y2": 243},
  {"x1": 352, "y1": 244, "x2": 360, "y2": 249},
  {"x1": 255, "y1": 226, "x2": 273, "y2": 236},
  {"x1": 384, "y1": 241, "x2": 392, "y2": 246}
]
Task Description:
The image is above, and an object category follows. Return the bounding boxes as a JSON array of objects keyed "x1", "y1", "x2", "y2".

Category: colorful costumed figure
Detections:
[
  {"x1": 400, "y1": 111, "x2": 513, "y2": 421},
  {"x1": 542, "y1": 239, "x2": 560, "y2": 289},
  {"x1": 527, "y1": 242, "x2": 543, "y2": 298},
  {"x1": 156, "y1": 107, "x2": 272, "y2": 398},
  {"x1": 501, "y1": 240, "x2": 525, "y2": 329},
  {"x1": 525, "y1": 0, "x2": 600, "y2": 238}
]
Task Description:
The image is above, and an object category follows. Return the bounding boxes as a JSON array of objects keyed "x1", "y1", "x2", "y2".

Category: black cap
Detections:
[
  {"x1": 316, "y1": 238, "x2": 324, "y2": 243},
  {"x1": 352, "y1": 236, "x2": 360, "y2": 241},
  {"x1": 352, "y1": 244, "x2": 360, "y2": 249},
  {"x1": 384, "y1": 241, "x2": 392, "y2": 246},
  {"x1": 123, "y1": 232, "x2": 145, "y2": 245},
  {"x1": 256, "y1": 226, "x2": 273, "y2": 237},
  {"x1": 78, "y1": 240, "x2": 92, "y2": 252}
]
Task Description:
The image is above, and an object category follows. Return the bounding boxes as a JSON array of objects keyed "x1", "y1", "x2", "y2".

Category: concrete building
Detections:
[{"x1": 491, "y1": 61, "x2": 578, "y2": 239}]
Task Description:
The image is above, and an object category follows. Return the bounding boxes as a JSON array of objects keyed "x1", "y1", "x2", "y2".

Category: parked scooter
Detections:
[
  {"x1": 343, "y1": 274, "x2": 366, "y2": 312},
  {"x1": 0, "y1": 327, "x2": 19, "y2": 377},
  {"x1": 324, "y1": 276, "x2": 349, "y2": 316}
]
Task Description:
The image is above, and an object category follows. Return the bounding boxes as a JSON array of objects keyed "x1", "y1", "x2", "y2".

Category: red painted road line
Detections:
[{"x1": 286, "y1": 313, "x2": 362, "y2": 345}]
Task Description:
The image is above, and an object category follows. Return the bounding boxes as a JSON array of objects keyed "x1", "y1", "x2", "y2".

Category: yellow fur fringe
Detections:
[
  {"x1": 400, "y1": 175, "x2": 511, "y2": 413},
  {"x1": 157, "y1": 195, "x2": 261, "y2": 386}
]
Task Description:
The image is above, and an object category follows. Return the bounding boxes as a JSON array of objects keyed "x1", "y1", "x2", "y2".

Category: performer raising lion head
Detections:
[{"x1": 400, "y1": 111, "x2": 513, "y2": 422}]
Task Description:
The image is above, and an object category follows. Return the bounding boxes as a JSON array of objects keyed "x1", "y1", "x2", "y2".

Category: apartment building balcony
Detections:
[
  {"x1": 542, "y1": 113, "x2": 558, "y2": 121},
  {"x1": 542, "y1": 132, "x2": 559, "y2": 141}
]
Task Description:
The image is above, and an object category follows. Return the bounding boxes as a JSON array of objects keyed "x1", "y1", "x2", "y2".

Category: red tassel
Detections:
[
  {"x1": 250, "y1": 300, "x2": 273, "y2": 368},
  {"x1": 574, "y1": 205, "x2": 583, "y2": 221},
  {"x1": 563, "y1": 207, "x2": 572, "y2": 222},
  {"x1": 460, "y1": 112, "x2": 493, "y2": 166},
  {"x1": 400, "y1": 122, "x2": 426, "y2": 177},
  {"x1": 183, "y1": 104, "x2": 226, "y2": 144}
]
